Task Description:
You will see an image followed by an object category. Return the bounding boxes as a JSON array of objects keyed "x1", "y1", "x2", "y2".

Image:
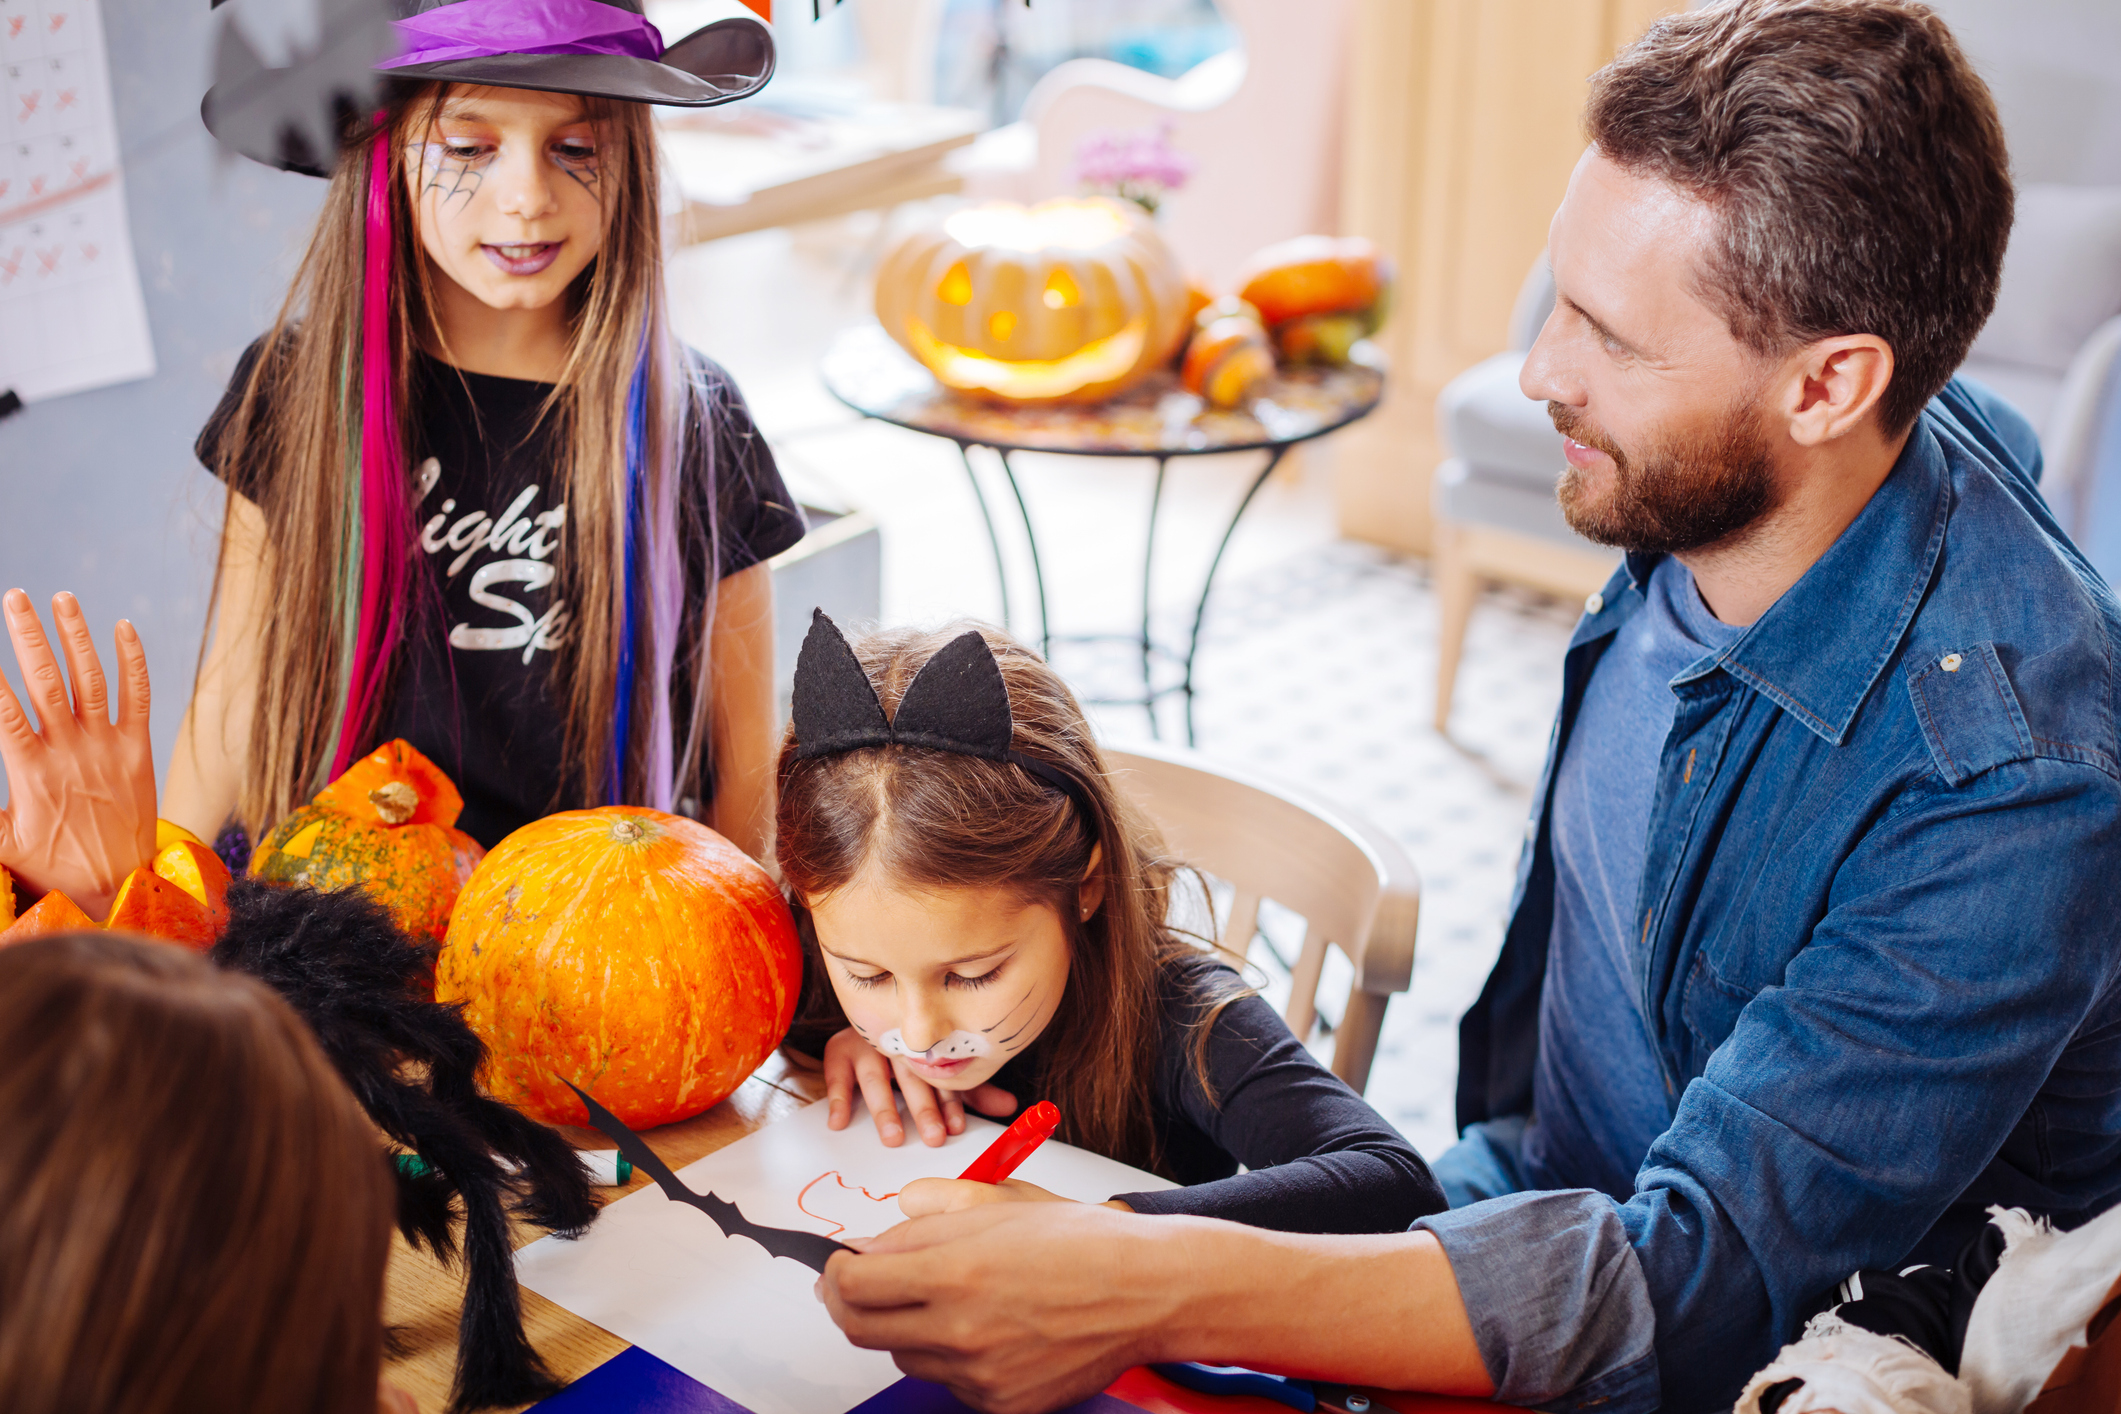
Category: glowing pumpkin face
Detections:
[{"x1": 873, "y1": 197, "x2": 1193, "y2": 404}]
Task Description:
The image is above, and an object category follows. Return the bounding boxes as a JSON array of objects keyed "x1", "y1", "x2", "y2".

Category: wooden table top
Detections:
[
  {"x1": 382, "y1": 1050, "x2": 830, "y2": 1413},
  {"x1": 383, "y1": 1053, "x2": 1503, "y2": 1414}
]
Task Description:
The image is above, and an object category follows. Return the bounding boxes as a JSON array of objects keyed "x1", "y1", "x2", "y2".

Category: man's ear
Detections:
[
  {"x1": 1077, "y1": 843, "x2": 1106, "y2": 921},
  {"x1": 1782, "y1": 334, "x2": 1895, "y2": 448}
]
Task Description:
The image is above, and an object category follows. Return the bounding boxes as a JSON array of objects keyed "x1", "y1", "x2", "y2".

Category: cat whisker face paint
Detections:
[
  {"x1": 811, "y1": 881, "x2": 1075, "y2": 1093},
  {"x1": 875, "y1": 1028, "x2": 994, "y2": 1062}
]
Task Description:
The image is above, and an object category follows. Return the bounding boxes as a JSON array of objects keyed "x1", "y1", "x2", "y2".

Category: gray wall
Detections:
[{"x1": 0, "y1": 1, "x2": 325, "y2": 802}]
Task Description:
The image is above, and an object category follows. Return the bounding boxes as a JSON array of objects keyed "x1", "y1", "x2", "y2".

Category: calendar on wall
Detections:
[{"x1": 0, "y1": 0, "x2": 155, "y2": 404}]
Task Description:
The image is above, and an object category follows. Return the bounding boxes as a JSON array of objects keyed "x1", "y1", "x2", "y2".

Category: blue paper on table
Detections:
[
  {"x1": 529, "y1": 1353, "x2": 1144, "y2": 1414},
  {"x1": 528, "y1": 1346, "x2": 755, "y2": 1413},
  {"x1": 848, "y1": 1379, "x2": 1143, "y2": 1414}
]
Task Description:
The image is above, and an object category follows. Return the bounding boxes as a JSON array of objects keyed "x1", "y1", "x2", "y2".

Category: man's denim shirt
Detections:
[{"x1": 1417, "y1": 381, "x2": 2121, "y2": 1414}]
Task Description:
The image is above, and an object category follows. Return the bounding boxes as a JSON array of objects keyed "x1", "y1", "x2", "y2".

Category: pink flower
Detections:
[{"x1": 1074, "y1": 124, "x2": 1196, "y2": 214}]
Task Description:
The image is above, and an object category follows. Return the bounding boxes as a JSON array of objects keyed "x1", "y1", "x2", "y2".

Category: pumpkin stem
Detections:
[
  {"x1": 611, "y1": 817, "x2": 645, "y2": 844},
  {"x1": 370, "y1": 781, "x2": 419, "y2": 826}
]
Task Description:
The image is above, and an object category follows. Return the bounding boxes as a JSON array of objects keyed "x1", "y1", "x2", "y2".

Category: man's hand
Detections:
[
  {"x1": 819, "y1": 1200, "x2": 1495, "y2": 1411},
  {"x1": 820, "y1": 1203, "x2": 1179, "y2": 1414},
  {"x1": 897, "y1": 1177, "x2": 1134, "y2": 1218},
  {"x1": 0, "y1": 589, "x2": 156, "y2": 920},
  {"x1": 821, "y1": 1026, "x2": 1016, "y2": 1148}
]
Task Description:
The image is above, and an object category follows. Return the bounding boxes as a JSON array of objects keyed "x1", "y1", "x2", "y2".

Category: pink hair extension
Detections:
[{"x1": 332, "y1": 131, "x2": 416, "y2": 779}]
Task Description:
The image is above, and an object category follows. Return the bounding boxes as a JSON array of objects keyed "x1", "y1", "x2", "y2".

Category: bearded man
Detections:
[{"x1": 819, "y1": 4, "x2": 2121, "y2": 1411}]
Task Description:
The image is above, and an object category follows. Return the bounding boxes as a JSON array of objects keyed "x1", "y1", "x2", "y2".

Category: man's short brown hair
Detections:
[{"x1": 1587, "y1": 0, "x2": 2012, "y2": 434}]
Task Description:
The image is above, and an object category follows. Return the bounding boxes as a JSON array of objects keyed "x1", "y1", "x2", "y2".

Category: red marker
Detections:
[{"x1": 957, "y1": 1100, "x2": 1062, "y2": 1184}]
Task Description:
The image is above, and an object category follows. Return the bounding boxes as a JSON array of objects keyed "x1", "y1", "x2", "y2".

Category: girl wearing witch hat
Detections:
[{"x1": 168, "y1": 0, "x2": 802, "y2": 860}]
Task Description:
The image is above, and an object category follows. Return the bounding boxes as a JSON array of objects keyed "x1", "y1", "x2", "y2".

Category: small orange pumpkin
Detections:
[
  {"x1": 1181, "y1": 298, "x2": 1276, "y2": 409},
  {"x1": 251, "y1": 740, "x2": 483, "y2": 947},
  {"x1": 1, "y1": 864, "x2": 13, "y2": 930},
  {"x1": 1236, "y1": 235, "x2": 1390, "y2": 325},
  {"x1": 435, "y1": 807, "x2": 802, "y2": 1130},
  {"x1": 874, "y1": 197, "x2": 1192, "y2": 404}
]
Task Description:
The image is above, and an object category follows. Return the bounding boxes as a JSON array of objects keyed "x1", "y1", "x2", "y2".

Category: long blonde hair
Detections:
[{"x1": 205, "y1": 83, "x2": 713, "y2": 835}]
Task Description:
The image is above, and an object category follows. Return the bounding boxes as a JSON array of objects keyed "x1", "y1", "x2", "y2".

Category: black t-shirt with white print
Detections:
[{"x1": 198, "y1": 341, "x2": 806, "y2": 848}]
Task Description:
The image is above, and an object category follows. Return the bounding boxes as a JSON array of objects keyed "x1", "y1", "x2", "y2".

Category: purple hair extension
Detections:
[{"x1": 332, "y1": 131, "x2": 416, "y2": 779}]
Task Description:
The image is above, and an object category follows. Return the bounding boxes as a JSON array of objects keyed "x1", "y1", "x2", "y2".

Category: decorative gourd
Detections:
[
  {"x1": 0, "y1": 888, "x2": 97, "y2": 943},
  {"x1": 0, "y1": 841, "x2": 232, "y2": 950},
  {"x1": 874, "y1": 197, "x2": 1192, "y2": 404},
  {"x1": 435, "y1": 808, "x2": 802, "y2": 1129},
  {"x1": 251, "y1": 740, "x2": 483, "y2": 947},
  {"x1": 0, "y1": 864, "x2": 12, "y2": 929},
  {"x1": 105, "y1": 866, "x2": 218, "y2": 949},
  {"x1": 1235, "y1": 235, "x2": 1393, "y2": 364},
  {"x1": 1181, "y1": 298, "x2": 1276, "y2": 409}
]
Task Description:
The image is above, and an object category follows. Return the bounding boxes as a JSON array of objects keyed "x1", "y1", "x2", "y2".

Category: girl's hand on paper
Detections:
[
  {"x1": 0, "y1": 590, "x2": 157, "y2": 920},
  {"x1": 822, "y1": 1026, "x2": 1015, "y2": 1148}
]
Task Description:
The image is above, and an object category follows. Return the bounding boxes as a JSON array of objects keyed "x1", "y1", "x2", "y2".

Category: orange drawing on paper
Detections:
[{"x1": 797, "y1": 1171, "x2": 902, "y2": 1239}]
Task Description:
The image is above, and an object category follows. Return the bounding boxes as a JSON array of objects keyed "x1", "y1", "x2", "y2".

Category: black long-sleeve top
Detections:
[{"x1": 792, "y1": 953, "x2": 1443, "y2": 1235}]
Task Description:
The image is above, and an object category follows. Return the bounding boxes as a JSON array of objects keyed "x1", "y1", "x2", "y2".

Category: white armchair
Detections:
[{"x1": 954, "y1": 0, "x2": 1355, "y2": 288}]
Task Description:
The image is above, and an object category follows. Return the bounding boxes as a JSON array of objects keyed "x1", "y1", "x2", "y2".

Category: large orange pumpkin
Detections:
[
  {"x1": 435, "y1": 808, "x2": 801, "y2": 1129},
  {"x1": 250, "y1": 740, "x2": 483, "y2": 947},
  {"x1": 874, "y1": 197, "x2": 1192, "y2": 404}
]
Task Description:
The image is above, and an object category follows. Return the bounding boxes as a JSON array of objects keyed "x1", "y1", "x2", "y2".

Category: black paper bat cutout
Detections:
[{"x1": 565, "y1": 1081, "x2": 852, "y2": 1274}]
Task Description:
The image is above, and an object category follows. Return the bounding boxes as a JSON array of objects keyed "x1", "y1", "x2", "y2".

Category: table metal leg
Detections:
[
  {"x1": 1139, "y1": 456, "x2": 1170, "y2": 739},
  {"x1": 956, "y1": 442, "x2": 1012, "y2": 635},
  {"x1": 1182, "y1": 446, "x2": 1288, "y2": 746},
  {"x1": 995, "y1": 449, "x2": 1052, "y2": 659}
]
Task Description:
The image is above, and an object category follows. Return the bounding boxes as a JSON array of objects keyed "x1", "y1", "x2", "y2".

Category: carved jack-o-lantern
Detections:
[{"x1": 873, "y1": 197, "x2": 1193, "y2": 404}]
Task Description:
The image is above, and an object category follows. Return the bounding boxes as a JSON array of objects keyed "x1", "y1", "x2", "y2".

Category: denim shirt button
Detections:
[
  {"x1": 1941, "y1": 652, "x2": 1964, "y2": 672},
  {"x1": 1525, "y1": 819, "x2": 1537, "y2": 841},
  {"x1": 1586, "y1": 591, "x2": 1605, "y2": 615}
]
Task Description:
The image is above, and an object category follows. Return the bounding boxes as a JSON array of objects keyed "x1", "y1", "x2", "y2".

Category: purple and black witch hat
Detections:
[{"x1": 203, "y1": 0, "x2": 774, "y2": 176}]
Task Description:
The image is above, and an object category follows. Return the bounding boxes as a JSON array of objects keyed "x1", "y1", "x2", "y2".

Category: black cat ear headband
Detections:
[{"x1": 791, "y1": 611, "x2": 1097, "y2": 819}]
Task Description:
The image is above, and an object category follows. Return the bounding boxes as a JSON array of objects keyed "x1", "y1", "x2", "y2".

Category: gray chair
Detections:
[{"x1": 1957, "y1": 183, "x2": 2121, "y2": 543}]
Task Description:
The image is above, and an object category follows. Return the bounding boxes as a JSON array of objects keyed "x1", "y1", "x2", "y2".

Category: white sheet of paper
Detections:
[
  {"x1": 516, "y1": 1096, "x2": 1175, "y2": 1414},
  {"x1": 0, "y1": 0, "x2": 156, "y2": 403}
]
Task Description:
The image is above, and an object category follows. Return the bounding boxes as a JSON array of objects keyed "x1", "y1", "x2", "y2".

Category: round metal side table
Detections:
[{"x1": 820, "y1": 322, "x2": 1385, "y2": 745}]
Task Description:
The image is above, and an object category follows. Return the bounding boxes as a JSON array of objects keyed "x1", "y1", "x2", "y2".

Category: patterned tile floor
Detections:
[{"x1": 1083, "y1": 545, "x2": 1580, "y2": 1161}]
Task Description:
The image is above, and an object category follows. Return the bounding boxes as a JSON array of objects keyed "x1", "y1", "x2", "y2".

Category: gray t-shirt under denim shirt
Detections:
[{"x1": 1525, "y1": 555, "x2": 1743, "y2": 1201}]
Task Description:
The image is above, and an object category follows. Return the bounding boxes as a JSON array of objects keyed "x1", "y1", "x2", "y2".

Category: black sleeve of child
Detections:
[
  {"x1": 1113, "y1": 975, "x2": 1445, "y2": 1234},
  {"x1": 684, "y1": 354, "x2": 807, "y2": 576},
  {"x1": 195, "y1": 334, "x2": 278, "y2": 502}
]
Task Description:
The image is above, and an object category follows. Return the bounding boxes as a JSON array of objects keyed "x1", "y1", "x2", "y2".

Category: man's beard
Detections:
[{"x1": 1551, "y1": 397, "x2": 1782, "y2": 555}]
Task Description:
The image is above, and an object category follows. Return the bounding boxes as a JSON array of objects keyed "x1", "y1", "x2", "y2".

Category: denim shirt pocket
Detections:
[
  {"x1": 1904, "y1": 640, "x2": 2034, "y2": 785},
  {"x1": 1679, "y1": 948, "x2": 1760, "y2": 1072}
]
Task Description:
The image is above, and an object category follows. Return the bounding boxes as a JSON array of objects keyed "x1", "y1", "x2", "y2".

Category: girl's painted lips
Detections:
[
  {"x1": 907, "y1": 1055, "x2": 972, "y2": 1078},
  {"x1": 483, "y1": 242, "x2": 562, "y2": 276}
]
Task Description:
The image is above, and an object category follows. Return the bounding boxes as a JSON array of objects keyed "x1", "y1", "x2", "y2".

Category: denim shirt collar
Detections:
[{"x1": 1571, "y1": 419, "x2": 1952, "y2": 746}]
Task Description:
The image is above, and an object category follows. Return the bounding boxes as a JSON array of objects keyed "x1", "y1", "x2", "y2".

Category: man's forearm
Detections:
[{"x1": 1147, "y1": 1221, "x2": 1494, "y2": 1396}]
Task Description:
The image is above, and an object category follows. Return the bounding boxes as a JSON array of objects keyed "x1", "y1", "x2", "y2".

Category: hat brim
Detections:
[{"x1": 202, "y1": 15, "x2": 774, "y2": 176}]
